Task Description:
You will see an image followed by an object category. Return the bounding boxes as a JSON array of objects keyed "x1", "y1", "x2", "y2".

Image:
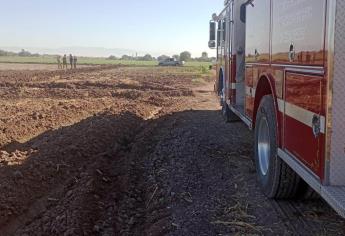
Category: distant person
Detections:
[
  {"x1": 73, "y1": 55, "x2": 78, "y2": 69},
  {"x1": 69, "y1": 54, "x2": 73, "y2": 69},
  {"x1": 63, "y1": 54, "x2": 67, "y2": 69},
  {"x1": 57, "y1": 55, "x2": 62, "y2": 69}
]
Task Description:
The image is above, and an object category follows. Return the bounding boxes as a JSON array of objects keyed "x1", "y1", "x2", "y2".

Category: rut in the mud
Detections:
[{"x1": 115, "y1": 108, "x2": 345, "y2": 236}]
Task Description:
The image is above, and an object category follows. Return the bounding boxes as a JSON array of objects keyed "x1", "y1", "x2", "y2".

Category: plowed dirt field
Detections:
[{"x1": 0, "y1": 64, "x2": 343, "y2": 236}]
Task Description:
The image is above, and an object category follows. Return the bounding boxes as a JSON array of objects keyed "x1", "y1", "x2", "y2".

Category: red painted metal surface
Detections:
[
  {"x1": 213, "y1": 0, "x2": 328, "y2": 180},
  {"x1": 285, "y1": 73, "x2": 325, "y2": 115},
  {"x1": 230, "y1": 54, "x2": 237, "y2": 104},
  {"x1": 245, "y1": 67, "x2": 253, "y2": 118},
  {"x1": 284, "y1": 116, "x2": 324, "y2": 178},
  {"x1": 284, "y1": 73, "x2": 325, "y2": 178}
]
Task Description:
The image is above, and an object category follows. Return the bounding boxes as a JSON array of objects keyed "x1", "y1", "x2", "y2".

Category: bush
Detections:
[
  {"x1": 108, "y1": 55, "x2": 118, "y2": 60},
  {"x1": 18, "y1": 49, "x2": 32, "y2": 57},
  {"x1": 200, "y1": 66, "x2": 209, "y2": 74}
]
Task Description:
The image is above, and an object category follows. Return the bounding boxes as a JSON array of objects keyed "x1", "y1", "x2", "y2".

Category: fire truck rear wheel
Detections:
[{"x1": 254, "y1": 95, "x2": 300, "y2": 199}]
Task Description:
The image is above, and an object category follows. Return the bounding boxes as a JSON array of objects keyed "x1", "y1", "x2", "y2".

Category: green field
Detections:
[{"x1": 0, "y1": 55, "x2": 211, "y2": 67}]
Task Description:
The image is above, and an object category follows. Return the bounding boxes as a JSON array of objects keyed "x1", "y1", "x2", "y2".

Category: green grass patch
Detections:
[{"x1": 0, "y1": 55, "x2": 212, "y2": 68}]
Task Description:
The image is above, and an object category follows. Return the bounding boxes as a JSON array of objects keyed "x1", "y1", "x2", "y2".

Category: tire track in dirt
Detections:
[
  {"x1": 110, "y1": 85, "x2": 345, "y2": 235},
  {"x1": 269, "y1": 196, "x2": 343, "y2": 235}
]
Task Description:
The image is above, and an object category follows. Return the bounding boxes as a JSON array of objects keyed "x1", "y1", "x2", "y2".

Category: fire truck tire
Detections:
[
  {"x1": 296, "y1": 180, "x2": 320, "y2": 200},
  {"x1": 254, "y1": 95, "x2": 300, "y2": 199},
  {"x1": 221, "y1": 101, "x2": 239, "y2": 123}
]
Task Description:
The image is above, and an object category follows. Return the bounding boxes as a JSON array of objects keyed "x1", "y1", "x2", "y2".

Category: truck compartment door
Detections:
[{"x1": 283, "y1": 72, "x2": 325, "y2": 179}]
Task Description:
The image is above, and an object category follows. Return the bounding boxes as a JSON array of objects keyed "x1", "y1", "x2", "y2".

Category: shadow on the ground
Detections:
[
  {"x1": 0, "y1": 110, "x2": 143, "y2": 235},
  {"x1": 0, "y1": 109, "x2": 343, "y2": 236}
]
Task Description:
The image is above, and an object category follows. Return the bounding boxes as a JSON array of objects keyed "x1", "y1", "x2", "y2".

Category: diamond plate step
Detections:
[{"x1": 322, "y1": 187, "x2": 345, "y2": 218}]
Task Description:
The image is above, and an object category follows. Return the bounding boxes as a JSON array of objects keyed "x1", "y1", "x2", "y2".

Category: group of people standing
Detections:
[{"x1": 57, "y1": 54, "x2": 77, "y2": 69}]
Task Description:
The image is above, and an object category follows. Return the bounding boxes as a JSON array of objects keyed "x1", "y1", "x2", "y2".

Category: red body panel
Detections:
[
  {"x1": 284, "y1": 73, "x2": 325, "y2": 178},
  {"x1": 214, "y1": 0, "x2": 328, "y2": 180},
  {"x1": 285, "y1": 73, "x2": 324, "y2": 115},
  {"x1": 284, "y1": 116, "x2": 324, "y2": 178},
  {"x1": 229, "y1": 55, "x2": 236, "y2": 105},
  {"x1": 245, "y1": 67, "x2": 253, "y2": 118}
]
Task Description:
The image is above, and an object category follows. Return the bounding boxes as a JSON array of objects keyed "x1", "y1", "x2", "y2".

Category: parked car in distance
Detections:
[{"x1": 158, "y1": 58, "x2": 184, "y2": 66}]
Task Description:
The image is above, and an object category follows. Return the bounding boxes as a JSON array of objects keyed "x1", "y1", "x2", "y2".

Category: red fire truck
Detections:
[{"x1": 209, "y1": 0, "x2": 345, "y2": 217}]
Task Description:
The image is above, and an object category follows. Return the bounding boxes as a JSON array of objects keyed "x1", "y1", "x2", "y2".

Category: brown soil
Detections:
[
  {"x1": 0, "y1": 63, "x2": 92, "y2": 71},
  {"x1": 0, "y1": 64, "x2": 343, "y2": 236}
]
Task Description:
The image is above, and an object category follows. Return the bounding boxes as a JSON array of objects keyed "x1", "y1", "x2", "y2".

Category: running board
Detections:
[{"x1": 278, "y1": 149, "x2": 345, "y2": 218}]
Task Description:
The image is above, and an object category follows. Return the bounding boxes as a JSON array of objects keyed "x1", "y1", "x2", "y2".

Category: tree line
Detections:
[
  {"x1": 0, "y1": 49, "x2": 40, "y2": 57},
  {"x1": 0, "y1": 48, "x2": 215, "y2": 62},
  {"x1": 108, "y1": 51, "x2": 214, "y2": 62}
]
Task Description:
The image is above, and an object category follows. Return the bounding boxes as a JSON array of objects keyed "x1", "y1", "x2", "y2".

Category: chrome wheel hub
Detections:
[{"x1": 258, "y1": 117, "x2": 270, "y2": 176}]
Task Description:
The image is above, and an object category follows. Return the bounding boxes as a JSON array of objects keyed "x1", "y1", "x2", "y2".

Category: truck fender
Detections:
[{"x1": 253, "y1": 74, "x2": 282, "y2": 146}]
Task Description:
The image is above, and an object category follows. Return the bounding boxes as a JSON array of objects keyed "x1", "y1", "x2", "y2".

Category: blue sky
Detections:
[{"x1": 0, "y1": 0, "x2": 221, "y2": 57}]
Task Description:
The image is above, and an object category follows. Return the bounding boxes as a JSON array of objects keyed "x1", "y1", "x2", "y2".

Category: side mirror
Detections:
[
  {"x1": 208, "y1": 41, "x2": 216, "y2": 48},
  {"x1": 209, "y1": 21, "x2": 216, "y2": 49}
]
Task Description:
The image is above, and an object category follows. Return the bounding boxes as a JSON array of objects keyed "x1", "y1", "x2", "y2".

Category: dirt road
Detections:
[{"x1": 0, "y1": 64, "x2": 344, "y2": 235}]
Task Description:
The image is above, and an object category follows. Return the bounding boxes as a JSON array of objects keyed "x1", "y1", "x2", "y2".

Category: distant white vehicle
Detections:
[{"x1": 158, "y1": 58, "x2": 184, "y2": 66}]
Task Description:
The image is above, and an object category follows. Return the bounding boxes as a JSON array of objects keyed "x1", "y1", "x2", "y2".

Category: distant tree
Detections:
[
  {"x1": 180, "y1": 51, "x2": 192, "y2": 62},
  {"x1": 172, "y1": 54, "x2": 180, "y2": 61},
  {"x1": 157, "y1": 55, "x2": 169, "y2": 61},
  {"x1": 18, "y1": 49, "x2": 32, "y2": 57},
  {"x1": 121, "y1": 55, "x2": 133, "y2": 60},
  {"x1": 142, "y1": 54, "x2": 153, "y2": 61},
  {"x1": 194, "y1": 51, "x2": 211, "y2": 62},
  {"x1": 108, "y1": 55, "x2": 118, "y2": 60},
  {"x1": 0, "y1": 49, "x2": 17, "y2": 57},
  {"x1": 0, "y1": 50, "x2": 8, "y2": 56}
]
